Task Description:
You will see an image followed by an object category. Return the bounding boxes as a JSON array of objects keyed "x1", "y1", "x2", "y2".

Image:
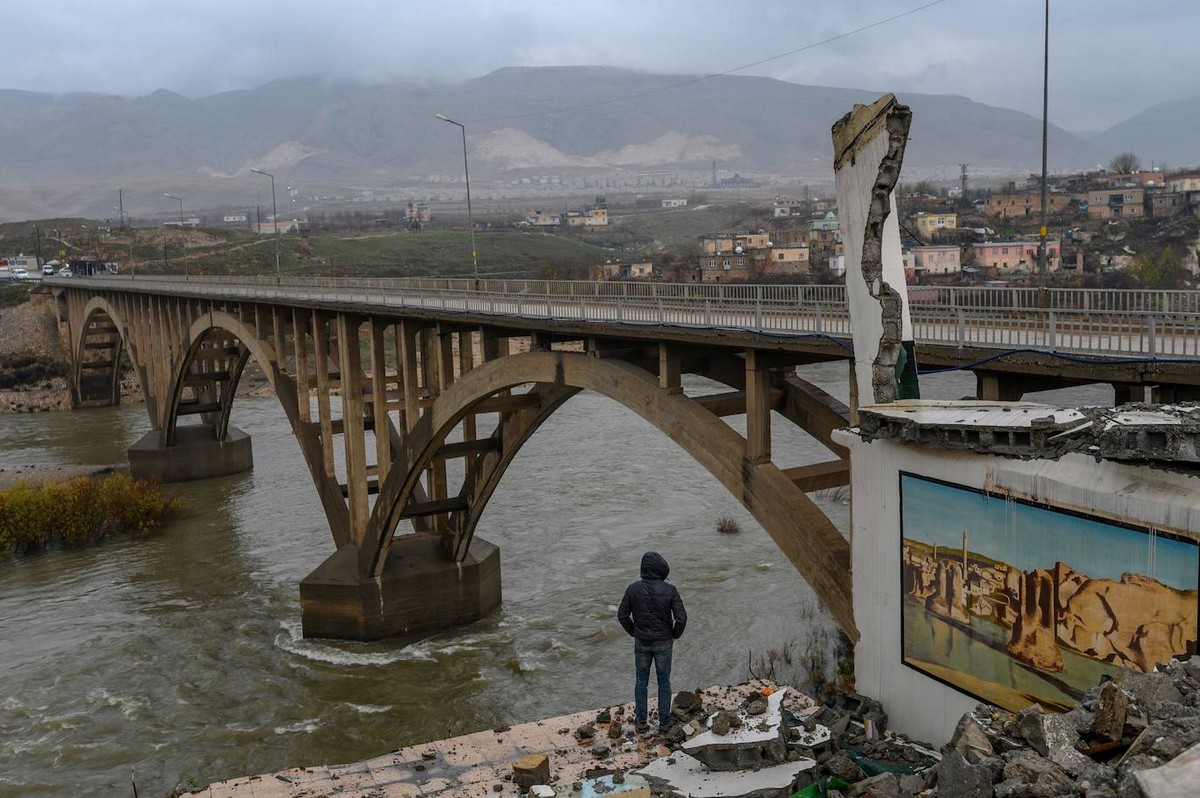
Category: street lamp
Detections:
[
  {"x1": 164, "y1": 193, "x2": 186, "y2": 277},
  {"x1": 434, "y1": 113, "x2": 479, "y2": 282},
  {"x1": 250, "y1": 168, "x2": 281, "y2": 282}
]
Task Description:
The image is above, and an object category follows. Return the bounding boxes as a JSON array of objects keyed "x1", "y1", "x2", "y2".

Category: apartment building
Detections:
[
  {"x1": 972, "y1": 240, "x2": 1061, "y2": 272},
  {"x1": 983, "y1": 192, "x2": 1071, "y2": 218},
  {"x1": 913, "y1": 212, "x2": 957, "y2": 240},
  {"x1": 911, "y1": 245, "x2": 962, "y2": 275},
  {"x1": 1087, "y1": 188, "x2": 1145, "y2": 220}
]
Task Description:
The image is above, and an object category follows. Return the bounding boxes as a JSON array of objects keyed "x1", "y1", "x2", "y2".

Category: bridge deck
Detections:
[{"x1": 47, "y1": 275, "x2": 1200, "y2": 387}]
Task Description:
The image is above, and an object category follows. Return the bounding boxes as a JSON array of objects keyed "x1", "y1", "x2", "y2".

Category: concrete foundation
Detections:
[
  {"x1": 299, "y1": 534, "x2": 502, "y2": 641},
  {"x1": 128, "y1": 424, "x2": 253, "y2": 482}
]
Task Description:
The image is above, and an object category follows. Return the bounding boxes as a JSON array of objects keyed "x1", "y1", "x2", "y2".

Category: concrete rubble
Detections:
[
  {"x1": 189, "y1": 659, "x2": 1200, "y2": 797},
  {"x1": 856, "y1": 400, "x2": 1200, "y2": 465}
]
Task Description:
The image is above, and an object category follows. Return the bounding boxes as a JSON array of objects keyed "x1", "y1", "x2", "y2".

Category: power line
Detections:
[{"x1": 466, "y1": 0, "x2": 949, "y2": 124}]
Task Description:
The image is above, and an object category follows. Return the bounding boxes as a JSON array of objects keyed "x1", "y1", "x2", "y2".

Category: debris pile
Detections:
[
  {"x1": 930, "y1": 659, "x2": 1200, "y2": 798},
  {"x1": 193, "y1": 663, "x2": 1200, "y2": 797}
]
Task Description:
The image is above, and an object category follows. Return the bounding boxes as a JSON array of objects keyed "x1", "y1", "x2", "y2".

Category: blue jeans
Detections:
[{"x1": 634, "y1": 640, "x2": 673, "y2": 729}]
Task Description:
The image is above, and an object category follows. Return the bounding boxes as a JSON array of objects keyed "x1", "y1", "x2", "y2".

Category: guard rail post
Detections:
[
  {"x1": 955, "y1": 308, "x2": 965, "y2": 348},
  {"x1": 1047, "y1": 311, "x2": 1056, "y2": 352},
  {"x1": 1148, "y1": 315, "x2": 1157, "y2": 358}
]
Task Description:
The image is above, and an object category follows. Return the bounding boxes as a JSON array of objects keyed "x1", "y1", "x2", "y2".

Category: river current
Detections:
[{"x1": 0, "y1": 362, "x2": 1105, "y2": 796}]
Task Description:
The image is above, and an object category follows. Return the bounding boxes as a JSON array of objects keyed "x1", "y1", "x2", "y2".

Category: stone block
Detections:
[
  {"x1": 1094, "y1": 682, "x2": 1129, "y2": 743},
  {"x1": 936, "y1": 749, "x2": 994, "y2": 798},
  {"x1": 847, "y1": 772, "x2": 901, "y2": 798},
  {"x1": 950, "y1": 715, "x2": 995, "y2": 764},
  {"x1": 512, "y1": 754, "x2": 550, "y2": 789}
]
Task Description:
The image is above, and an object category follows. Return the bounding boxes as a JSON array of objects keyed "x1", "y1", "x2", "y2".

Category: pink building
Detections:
[{"x1": 972, "y1": 240, "x2": 1060, "y2": 272}]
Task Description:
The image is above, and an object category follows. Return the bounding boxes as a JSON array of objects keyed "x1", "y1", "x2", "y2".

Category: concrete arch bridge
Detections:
[{"x1": 51, "y1": 277, "x2": 858, "y2": 641}]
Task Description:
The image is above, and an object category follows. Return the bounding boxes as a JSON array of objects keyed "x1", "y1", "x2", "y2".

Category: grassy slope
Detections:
[{"x1": 149, "y1": 228, "x2": 608, "y2": 278}]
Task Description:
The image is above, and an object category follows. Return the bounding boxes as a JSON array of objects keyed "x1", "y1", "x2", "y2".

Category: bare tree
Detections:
[{"x1": 1109, "y1": 152, "x2": 1142, "y2": 174}]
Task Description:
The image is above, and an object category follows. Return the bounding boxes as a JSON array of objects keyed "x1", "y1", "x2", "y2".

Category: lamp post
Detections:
[
  {"x1": 164, "y1": 193, "x2": 186, "y2": 277},
  {"x1": 250, "y1": 169, "x2": 281, "y2": 282},
  {"x1": 434, "y1": 113, "x2": 479, "y2": 282}
]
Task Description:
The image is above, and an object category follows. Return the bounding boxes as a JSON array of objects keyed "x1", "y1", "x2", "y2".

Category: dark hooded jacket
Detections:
[{"x1": 617, "y1": 552, "x2": 687, "y2": 645}]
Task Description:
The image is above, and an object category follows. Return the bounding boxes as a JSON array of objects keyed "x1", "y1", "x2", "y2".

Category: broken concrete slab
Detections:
[
  {"x1": 681, "y1": 687, "x2": 790, "y2": 771},
  {"x1": 636, "y1": 750, "x2": 815, "y2": 798},
  {"x1": 1134, "y1": 741, "x2": 1200, "y2": 798}
]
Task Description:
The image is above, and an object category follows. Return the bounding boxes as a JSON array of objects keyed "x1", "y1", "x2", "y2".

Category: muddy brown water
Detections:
[{"x1": 0, "y1": 363, "x2": 1109, "y2": 796}]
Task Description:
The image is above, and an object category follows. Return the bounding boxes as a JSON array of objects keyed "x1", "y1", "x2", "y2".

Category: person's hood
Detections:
[{"x1": 640, "y1": 551, "x2": 669, "y2": 580}]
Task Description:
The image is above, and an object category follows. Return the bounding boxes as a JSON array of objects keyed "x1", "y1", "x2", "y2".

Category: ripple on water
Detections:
[
  {"x1": 273, "y1": 719, "x2": 320, "y2": 735},
  {"x1": 274, "y1": 622, "x2": 434, "y2": 666}
]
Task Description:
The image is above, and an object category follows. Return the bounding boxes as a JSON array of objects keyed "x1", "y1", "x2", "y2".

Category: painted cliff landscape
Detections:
[{"x1": 899, "y1": 473, "x2": 1200, "y2": 712}]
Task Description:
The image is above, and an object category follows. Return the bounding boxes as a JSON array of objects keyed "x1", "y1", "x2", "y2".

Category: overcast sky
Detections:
[{"x1": 8, "y1": 0, "x2": 1197, "y2": 131}]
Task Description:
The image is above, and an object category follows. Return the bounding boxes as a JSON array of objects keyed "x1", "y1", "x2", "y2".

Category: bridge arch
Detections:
[
  {"x1": 162, "y1": 311, "x2": 280, "y2": 445},
  {"x1": 72, "y1": 296, "x2": 139, "y2": 409},
  {"x1": 362, "y1": 350, "x2": 856, "y2": 639}
]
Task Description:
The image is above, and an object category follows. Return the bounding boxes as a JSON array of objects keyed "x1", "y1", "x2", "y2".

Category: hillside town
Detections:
[{"x1": 591, "y1": 158, "x2": 1200, "y2": 288}]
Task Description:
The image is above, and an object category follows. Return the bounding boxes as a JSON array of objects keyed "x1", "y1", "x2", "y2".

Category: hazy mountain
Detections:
[
  {"x1": 1089, "y1": 95, "x2": 1200, "y2": 168},
  {"x1": 0, "y1": 67, "x2": 1126, "y2": 218}
]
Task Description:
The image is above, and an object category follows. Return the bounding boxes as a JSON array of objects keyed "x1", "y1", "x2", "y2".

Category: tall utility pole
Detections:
[
  {"x1": 1037, "y1": 0, "x2": 1050, "y2": 293},
  {"x1": 164, "y1": 193, "x2": 186, "y2": 277},
  {"x1": 251, "y1": 169, "x2": 281, "y2": 282},
  {"x1": 959, "y1": 164, "x2": 969, "y2": 203},
  {"x1": 434, "y1": 114, "x2": 479, "y2": 281},
  {"x1": 117, "y1": 188, "x2": 125, "y2": 227}
]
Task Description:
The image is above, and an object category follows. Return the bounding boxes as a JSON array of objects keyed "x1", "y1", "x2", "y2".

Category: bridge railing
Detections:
[{"x1": 52, "y1": 275, "x2": 1200, "y2": 359}]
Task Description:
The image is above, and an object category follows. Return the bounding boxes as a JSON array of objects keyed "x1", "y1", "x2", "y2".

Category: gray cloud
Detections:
[{"x1": 7, "y1": 0, "x2": 1198, "y2": 131}]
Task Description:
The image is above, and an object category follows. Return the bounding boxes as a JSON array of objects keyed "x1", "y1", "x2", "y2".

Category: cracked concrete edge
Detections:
[{"x1": 832, "y1": 93, "x2": 914, "y2": 406}]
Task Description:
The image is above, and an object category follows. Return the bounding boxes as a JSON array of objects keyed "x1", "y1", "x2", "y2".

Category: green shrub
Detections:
[{"x1": 0, "y1": 475, "x2": 181, "y2": 558}]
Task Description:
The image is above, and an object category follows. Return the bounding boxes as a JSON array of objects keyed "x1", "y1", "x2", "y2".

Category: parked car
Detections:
[
  {"x1": 42, "y1": 263, "x2": 54, "y2": 276},
  {"x1": 57, "y1": 268, "x2": 73, "y2": 277},
  {"x1": 11, "y1": 267, "x2": 28, "y2": 279}
]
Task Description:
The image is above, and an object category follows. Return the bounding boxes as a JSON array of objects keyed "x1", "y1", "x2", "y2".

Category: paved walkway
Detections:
[{"x1": 192, "y1": 681, "x2": 815, "y2": 798}]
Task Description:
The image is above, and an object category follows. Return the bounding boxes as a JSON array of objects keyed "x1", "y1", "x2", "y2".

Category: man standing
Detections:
[{"x1": 617, "y1": 551, "x2": 687, "y2": 734}]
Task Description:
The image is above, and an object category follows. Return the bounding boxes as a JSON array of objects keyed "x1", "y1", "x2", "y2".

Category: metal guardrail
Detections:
[{"x1": 47, "y1": 276, "x2": 1200, "y2": 360}]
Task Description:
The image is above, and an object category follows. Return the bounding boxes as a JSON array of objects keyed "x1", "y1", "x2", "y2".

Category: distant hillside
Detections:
[
  {"x1": 1089, "y1": 95, "x2": 1200, "y2": 168},
  {"x1": 0, "y1": 67, "x2": 1117, "y2": 218}
]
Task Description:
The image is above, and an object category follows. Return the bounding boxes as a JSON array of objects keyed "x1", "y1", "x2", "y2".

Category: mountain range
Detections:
[{"x1": 0, "y1": 67, "x2": 1195, "y2": 220}]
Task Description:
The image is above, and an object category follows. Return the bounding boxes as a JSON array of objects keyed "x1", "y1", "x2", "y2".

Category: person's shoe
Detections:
[
  {"x1": 658, "y1": 723, "x2": 674, "y2": 736},
  {"x1": 636, "y1": 721, "x2": 650, "y2": 734}
]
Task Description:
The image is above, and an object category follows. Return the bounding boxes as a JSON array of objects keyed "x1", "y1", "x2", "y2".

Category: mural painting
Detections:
[{"x1": 899, "y1": 473, "x2": 1200, "y2": 712}]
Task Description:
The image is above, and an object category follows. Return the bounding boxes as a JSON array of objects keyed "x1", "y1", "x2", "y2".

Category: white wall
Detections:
[{"x1": 836, "y1": 429, "x2": 1200, "y2": 745}]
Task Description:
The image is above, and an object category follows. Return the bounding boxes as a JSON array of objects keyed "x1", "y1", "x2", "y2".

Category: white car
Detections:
[
  {"x1": 42, "y1": 264, "x2": 54, "y2": 276},
  {"x1": 11, "y1": 267, "x2": 28, "y2": 280},
  {"x1": 57, "y1": 268, "x2": 73, "y2": 277}
]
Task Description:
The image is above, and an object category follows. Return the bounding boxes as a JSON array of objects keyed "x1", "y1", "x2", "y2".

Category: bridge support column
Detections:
[
  {"x1": 975, "y1": 371, "x2": 1024, "y2": 402},
  {"x1": 128, "y1": 425, "x2": 254, "y2": 482},
  {"x1": 299, "y1": 534, "x2": 502, "y2": 641}
]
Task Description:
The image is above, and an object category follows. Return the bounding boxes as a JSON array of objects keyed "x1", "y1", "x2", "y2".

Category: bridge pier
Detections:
[
  {"x1": 299, "y1": 534, "x2": 502, "y2": 641},
  {"x1": 128, "y1": 425, "x2": 254, "y2": 482}
]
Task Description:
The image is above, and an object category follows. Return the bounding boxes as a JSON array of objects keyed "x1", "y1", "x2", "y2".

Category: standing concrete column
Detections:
[{"x1": 832, "y1": 94, "x2": 920, "y2": 410}]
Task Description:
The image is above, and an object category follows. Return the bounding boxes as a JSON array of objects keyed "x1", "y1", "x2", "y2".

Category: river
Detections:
[{"x1": 0, "y1": 362, "x2": 1107, "y2": 796}]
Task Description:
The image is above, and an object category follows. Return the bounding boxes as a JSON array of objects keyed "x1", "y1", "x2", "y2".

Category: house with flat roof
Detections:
[{"x1": 972, "y1": 240, "x2": 1060, "y2": 273}]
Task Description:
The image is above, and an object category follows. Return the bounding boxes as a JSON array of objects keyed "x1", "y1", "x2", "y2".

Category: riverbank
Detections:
[
  {"x1": 192, "y1": 656, "x2": 1200, "y2": 798},
  {"x1": 0, "y1": 462, "x2": 125, "y2": 490},
  {"x1": 188, "y1": 680, "x2": 831, "y2": 798}
]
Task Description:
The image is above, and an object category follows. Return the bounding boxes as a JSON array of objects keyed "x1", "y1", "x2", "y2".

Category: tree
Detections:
[
  {"x1": 1129, "y1": 247, "x2": 1189, "y2": 289},
  {"x1": 1109, "y1": 152, "x2": 1142, "y2": 174}
]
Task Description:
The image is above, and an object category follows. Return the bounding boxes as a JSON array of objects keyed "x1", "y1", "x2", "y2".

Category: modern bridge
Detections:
[{"x1": 45, "y1": 275, "x2": 1200, "y2": 642}]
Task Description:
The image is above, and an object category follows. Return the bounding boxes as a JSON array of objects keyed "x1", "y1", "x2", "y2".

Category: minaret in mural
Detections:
[{"x1": 962, "y1": 529, "x2": 969, "y2": 613}]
